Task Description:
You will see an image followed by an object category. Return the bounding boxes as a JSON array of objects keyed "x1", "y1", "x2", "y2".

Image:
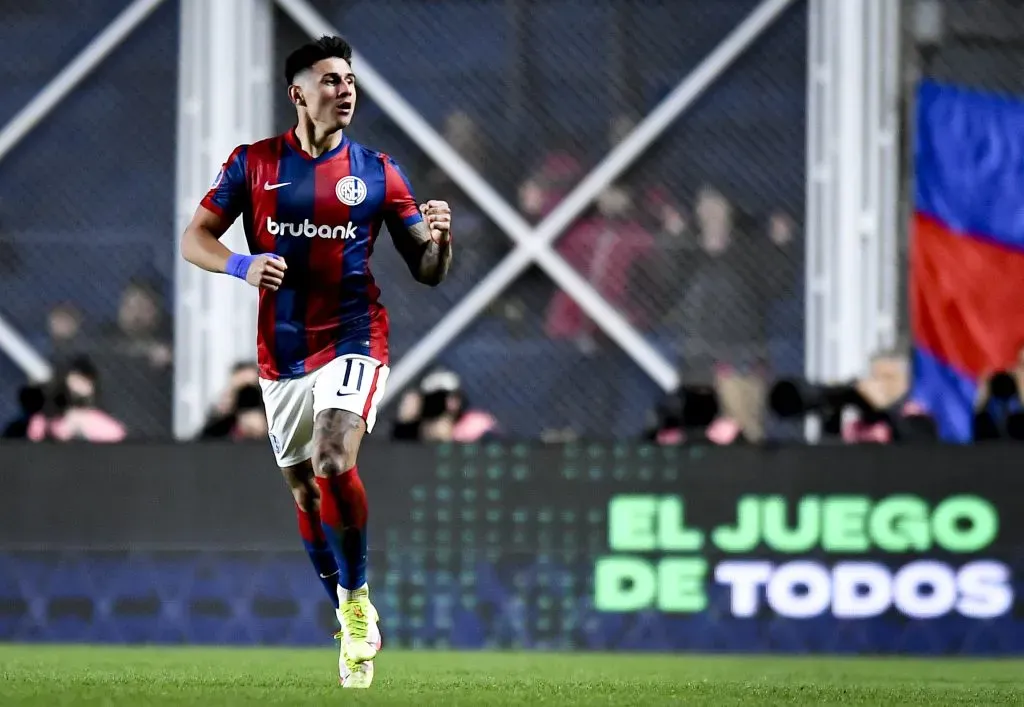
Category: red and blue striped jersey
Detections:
[{"x1": 200, "y1": 129, "x2": 423, "y2": 380}]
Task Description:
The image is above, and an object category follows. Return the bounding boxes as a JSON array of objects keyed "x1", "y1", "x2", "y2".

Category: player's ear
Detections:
[{"x1": 288, "y1": 84, "x2": 305, "y2": 107}]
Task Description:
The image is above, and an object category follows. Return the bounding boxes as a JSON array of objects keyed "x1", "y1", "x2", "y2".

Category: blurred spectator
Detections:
[
  {"x1": 665, "y1": 187, "x2": 763, "y2": 377},
  {"x1": 716, "y1": 369, "x2": 766, "y2": 443},
  {"x1": 756, "y1": 209, "x2": 804, "y2": 380},
  {"x1": 608, "y1": 113, "x2": 637, "y2": 148},
  {"x1": 94, "y1": 278, "x2": 173, "y2": 437},
  {"x1": 973, "y1": 344, "x2": 1024, "y2": 441},
  {"x1": 45, "y1": 302, "x2": 86, "y2": 372},
  {"x1": 768, "y1": 350, "x2": 937, "y2": 443},
  {"x1": 390, "y1": 368, "x2": 499, "y2": 443},
  {"x1": 422, "y1": 111, "x2": 495, "y2": 278},
  {"x1": 643, "y1": 385, "x2": 746, "y2": 446},
  {"x1": 391, "y1": 388, "x2": 424, "y2": 441},
  {"x1": 200, "y1": 383, "x2": 267, "y2": 441},
  {"x1": 758, "y1": 209, "x2": 802, "y2": 304},
  {"x1": 843, "y1": 351, "x2": 937, "y2": 443},
  {"x1": 489, "y1": 147, "x2": 584, "y2": 329},
  {"x1": 544, "y1": 184, "x2": 654, "y2": 348},
  {"x1": 26, "y1": 356, "x2": 126, "y2": 443},
  {"x1": 540, "y1": 184, "x2": 655, "y2": 433},
  {"x1": 662, "y1": 186, "x2": 766, "y2": 440},
  {"x1": 2, "y1": 384, "x2": 46, "y2": 439},
  {"x1": 426, "y1": 110, "x2": 488, "y2": 194},
  {"x1": 199, "y1": 362, "x2": 261, "y2": 439},
  {"x1": 632, "y1": 186, "x2": 693, "y2": 326},
  {"x1": 230, "y1": 385, "x2": 269, "y2": 441},
  {"x1": 105, "y1": 278, "x2": 173, "y2": 365},
  {"x1": 518, "y1": 150, "x2": 583, "y2": 223}
]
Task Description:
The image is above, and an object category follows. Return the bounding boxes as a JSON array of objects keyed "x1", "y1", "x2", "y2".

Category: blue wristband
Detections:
[{"x1": 225, "y1": 253, "x2": 255, "y2": 281}]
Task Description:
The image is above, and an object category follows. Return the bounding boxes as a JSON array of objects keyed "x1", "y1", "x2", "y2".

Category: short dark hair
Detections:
[
  {"x1": 285, "y1": 35, "x2": 353, "y2": 84},
  {"x1": 234, "y1": 383, "x2": 264, "y2": 412},
  {"x1": 18, "y1": 384, "x2": 45, "y2": 415},
  {"x1": 124, "y1": 277, "x2": 161, "y2": 302},
  {"x1": 67, "y1": 355, "x2": 99, "y2": 382},
  {"x1": 231, "y1": 361, "x2": 257, "y2": 374}
]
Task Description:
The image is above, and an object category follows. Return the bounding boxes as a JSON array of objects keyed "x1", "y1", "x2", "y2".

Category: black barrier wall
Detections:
[{"x1": 0, "y1": 442, "x2": 1021, "y2": 653}]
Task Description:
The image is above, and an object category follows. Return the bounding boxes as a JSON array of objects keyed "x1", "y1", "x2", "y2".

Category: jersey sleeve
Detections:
[
  {"x1": 382, "y1": 156, "x2": 423, "y2": 229},
  {"x1": 200, "y1": 145, "x2": 249, "y2": 224}
]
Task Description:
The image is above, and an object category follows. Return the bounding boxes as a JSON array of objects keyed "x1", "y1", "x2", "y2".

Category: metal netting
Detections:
[
  {"x1": 0, "y1": 0, "x2": 811, "y2": 442},
  {"x1": 277, "y1": 0, "x2": 807, "y2": 440},
  {"x1": 4, "y1": 1, "x2": 1017, "y2": 441},
  {"x1": 273, "y1": 2, "x2": 517, "y2": 363},
  {"x1": 911, "y1": 0, "x2": 1024, "y2": 95},
  {"x1": 0, "y1": 0, "x2": 178, "y2": 438}
]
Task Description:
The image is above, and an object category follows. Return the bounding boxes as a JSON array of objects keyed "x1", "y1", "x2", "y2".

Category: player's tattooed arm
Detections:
[
  {"x1": 409, "y1": 220, "x2": 453, "y2": 286},
  {"x1": 390, "y1": 200, "x2": 453, "y2": 287}
]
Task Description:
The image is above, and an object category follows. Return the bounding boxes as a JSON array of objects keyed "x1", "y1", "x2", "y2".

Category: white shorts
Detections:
[{"x1": 259, "y1": 354, "x2": 390, "y2": 467}]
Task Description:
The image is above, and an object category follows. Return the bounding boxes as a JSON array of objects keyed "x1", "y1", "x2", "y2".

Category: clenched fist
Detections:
[
  {"x1": 247, "y1": 254, "x2": 288, "y2": 291},
  {"x1": 419, "y1": 200, "x2": 452, "y2": 245}
]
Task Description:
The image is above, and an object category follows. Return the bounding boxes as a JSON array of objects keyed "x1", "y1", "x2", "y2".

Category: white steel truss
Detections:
[
  {"x1": 276, "y1": 0, "x2": 798, "y2": 404},
  {"x1": 174, "y1": 0, "x2": 273, "y2": 438},
  {"x1": 806, "y1": 0, "x2": 900, "y2": 383},
  {"x1": 0, "y1": 316, "x2": 50, "y2": 383},
  {"x1": 0, "y1": 0, "x2": 167, "y2": 384}
]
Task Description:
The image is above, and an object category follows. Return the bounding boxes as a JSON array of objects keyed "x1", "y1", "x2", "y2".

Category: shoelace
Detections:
[
  {"x1": 333, "y1": 628, "x2": 364, "y2": 674},
  {"x1": 342, "y1": 603, "x2": 369, "y2": 637}
]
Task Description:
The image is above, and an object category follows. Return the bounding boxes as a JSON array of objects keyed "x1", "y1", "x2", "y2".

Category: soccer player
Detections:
[{"x1": 180, "y1": 36, "x2": 453, "y2": 688}]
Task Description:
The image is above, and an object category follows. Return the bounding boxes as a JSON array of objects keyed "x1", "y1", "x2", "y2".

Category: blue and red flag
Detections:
[{"x1": 911, "y1": 80, "x2": 1024, "y2": 441}]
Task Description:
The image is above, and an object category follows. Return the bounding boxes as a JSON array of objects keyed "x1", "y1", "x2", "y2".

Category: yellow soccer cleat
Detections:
[
  {"x1": 335, "y1": 586, "x2": 381, "y2": 668},
  {"x1": 338, "y1": 653, "x2": 374, "y2": 689}
]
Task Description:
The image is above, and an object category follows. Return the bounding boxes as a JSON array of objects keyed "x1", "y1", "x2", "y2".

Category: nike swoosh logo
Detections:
[
  {"x1": 337, "y1": 390, "x2": 357, "y2": 397},
  {"x1": 263, "y1": 181, "x2": 291, "y2": 191}
]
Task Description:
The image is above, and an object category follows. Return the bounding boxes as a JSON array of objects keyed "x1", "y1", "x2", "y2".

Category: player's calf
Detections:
[
  {"x1": 312, "y1": 409, "x2": 379, "y2": 663},
  {"x1": 295, "y1": 500, "x2": 341, "y2": 608},
  {"x1": 312, "y1": 410, "x2": 367, "y2": 595},
  {"x1": 283, "y1": 462, "x2": 341, "y2": 608}
]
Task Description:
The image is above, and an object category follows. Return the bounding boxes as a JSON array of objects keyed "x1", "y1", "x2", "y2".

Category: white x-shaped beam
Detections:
[
  {"x1": 277, "y1": 0, "x2": 797, "y2": 404},
  {"x1": 0, "y1": 0, "x2": 167, "y2": 383}
]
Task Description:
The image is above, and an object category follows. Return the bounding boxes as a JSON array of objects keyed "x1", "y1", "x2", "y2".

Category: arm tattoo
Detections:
[{"x1": 391, "y1": 219, "x2": 452, "y2": 286}]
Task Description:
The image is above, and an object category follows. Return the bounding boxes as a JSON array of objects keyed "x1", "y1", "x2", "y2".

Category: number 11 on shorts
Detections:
[{"x1": 339, "y1": 358, "x2": 365, "y2": 396}]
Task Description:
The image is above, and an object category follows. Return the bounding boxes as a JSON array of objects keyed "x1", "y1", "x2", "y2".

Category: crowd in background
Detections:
[
  {"x1": 0, "y1": 0, "x2": 817, "y2": 446},
  {"x1": 2, "y1": 278, "x2": 172, "y2": 443},
  {"x1": 3, "y1": 44, "x2": 1023, "y2": 447},
  {"x1": 0, "y1": 145, "x2": 798, "y2": 447},
  {"x1": 5, "y1": 110, "x2": 1024, "y2": 446},
  {"x1": 4, "y1": 0, "x2": 1024, "y2": 447},
  {"x1": 15, "y1": 340, "x2": 1024, "y2": 446}
]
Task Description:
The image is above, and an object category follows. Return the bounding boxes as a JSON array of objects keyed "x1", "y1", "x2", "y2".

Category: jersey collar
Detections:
[{"x1": 283, "y1": 128, "x2": 348, "y2": 162}]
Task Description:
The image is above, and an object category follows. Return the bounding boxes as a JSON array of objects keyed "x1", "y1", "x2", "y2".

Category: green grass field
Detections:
[{"x1": 0, "y1": 645, "x2": 1021, "y2": 705}]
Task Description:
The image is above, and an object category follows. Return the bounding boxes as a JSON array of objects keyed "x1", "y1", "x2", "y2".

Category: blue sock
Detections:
[
  {"x1": 296, "y1": 505, "x2": 339, "y2": 608},
  {"x1": 316, "y1": 469, "x2": 368, "y2": 593}
]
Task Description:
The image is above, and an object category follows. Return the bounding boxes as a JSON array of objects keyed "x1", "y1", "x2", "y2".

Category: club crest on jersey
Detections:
[{"x1": 335, "y1": 176, "x2": 367, "y2": 206}]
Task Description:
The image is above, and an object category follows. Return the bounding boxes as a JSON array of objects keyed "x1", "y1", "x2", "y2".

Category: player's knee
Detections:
[
  {"x1": 318, "y1": 439, "x2": 358, "y2": 475},
  {"x1": 315, "y1": 450, "x2": 349, "y2": 478}
]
